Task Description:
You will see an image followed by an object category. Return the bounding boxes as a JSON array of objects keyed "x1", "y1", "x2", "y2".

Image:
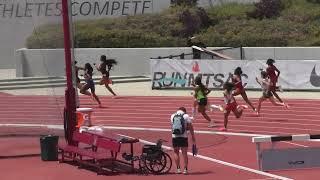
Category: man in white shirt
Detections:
[{"x1": 170, "y1": 107, "x2": 196, "y2": 174}]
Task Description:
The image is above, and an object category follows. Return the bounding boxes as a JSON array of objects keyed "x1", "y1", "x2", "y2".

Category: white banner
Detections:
[{"x1": 150, "y1": 59, "x2": 320, "y2": 90}]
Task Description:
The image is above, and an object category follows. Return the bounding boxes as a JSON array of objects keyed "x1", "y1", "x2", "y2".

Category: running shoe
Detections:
[
  {"x1": 219, "y1": 127, "x2": 227, "y2": 131},
  {"x1": 208, "y1": 121, "x2": 216, "y2": 128},
  {"x1": 238, "y1": 105, "x2": 248, "y2": 109},
  {"x1": 176, "y1": 168, "x2": 181, "y2": 174},
  {"x1": 210, "y1": 105, "x2": 224, "y2": 112},
  {"x1": 183, "y1": 168, "x2": 188, "y2": 175}
]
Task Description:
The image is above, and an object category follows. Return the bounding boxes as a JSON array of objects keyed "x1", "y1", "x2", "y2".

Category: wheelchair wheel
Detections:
[
  {"x1": 138, "y1": 155, "x2": 149, "y2": 174},
  {"x1": 160, "y1": 152, "x2": 172, "y2": 174},
  {"x1": 145, "y1": 152, "x2": 167, "y2": 174}
]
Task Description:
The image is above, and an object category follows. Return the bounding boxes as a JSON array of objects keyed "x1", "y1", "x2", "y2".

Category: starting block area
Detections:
[{"x1": 253, "y1": 134, "x2": 320, "y2": 171}]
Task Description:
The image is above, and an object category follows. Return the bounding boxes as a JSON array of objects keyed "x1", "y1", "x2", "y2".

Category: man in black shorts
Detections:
[{"x1": 170, "y1": 107, "x2": 196, "y2": 174}]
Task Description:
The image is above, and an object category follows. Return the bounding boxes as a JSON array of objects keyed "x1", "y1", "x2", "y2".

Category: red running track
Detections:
[{"x1": 1, "y1": 95, "x2": 320, "y2": 180}]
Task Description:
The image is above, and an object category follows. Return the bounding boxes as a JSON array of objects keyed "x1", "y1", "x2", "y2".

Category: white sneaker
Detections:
[
  {"x1": 208, "y1": 121, "x2": 216, "y2": 128},
  {"x1": 183, "y1": 168, "x2": 188, "y2": 175},
  {"x1": 210, "y1": 105, "x2": 224, "y2": 112},
  {"x1": 240, "y1": 105, "x2": 248, "y2": 109},
  {"x1": 176, "y1": 168, "x2": 181, "y2": 174}
]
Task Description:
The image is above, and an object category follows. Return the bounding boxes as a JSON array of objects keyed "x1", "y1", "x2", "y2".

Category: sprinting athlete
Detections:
[
  {"x1": 74, "y1": 61, "x2": 83, "y2": 89},
  {"x1": 266, "y1": 59, "x2": 283, "y2": 103},
  {"x1": 193, "y1": 76, "x2": 215, "y2": 127},
  {"x1": 221, "y1": 82, "x2": 247, "y2": 131},
  {"x1": 231, "y1": 67, "x2": 256, "y2": 111},
  {"x1": 255, "y1": 71, "x2": 289, "y2": 116},
  {"x1": 95, "y1": 55, "x2": 117, "y2": 97},
  {"x1": 75, "y1": 61, "x2": 92, "y2": 97},
  {"x1": 81, "y1": 63, "x2": 102, "y2": 107}
]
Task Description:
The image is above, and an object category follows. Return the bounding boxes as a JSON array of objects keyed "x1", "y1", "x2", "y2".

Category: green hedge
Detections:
[{"x1": 26, "y1": 0, "x2": 320, "y2": 48}]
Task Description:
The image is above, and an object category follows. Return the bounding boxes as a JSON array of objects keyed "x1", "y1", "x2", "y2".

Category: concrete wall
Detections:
[
  {"x1": 16, "y1": 47, "x2": 320, "y2": 77},
  {"x1": 16, "y1": 47, "x2": 192, "y2": 77},
  {"x1": 243, "y1": 47, "x2": 320, "y2": 60}
]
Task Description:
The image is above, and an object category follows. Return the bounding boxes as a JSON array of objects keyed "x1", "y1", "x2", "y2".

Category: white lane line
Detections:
[
  {"x1": 0, "y1": 123, "x2": 312, "y2": 148},
  {"x1": 248, "y1": 178, "x2": 277, "y2": 180},
  {"x1": 101, "y1": 125, "x2": 270, "y2": 137},
  {"x1": 93, "y1": 119, "x2": 320, "y2": 128},
  {"x1": 0, "y1": 123, "x2": 294, "y2": 135},
  {"x1": 118, "y1": 133, "x2": 293, "y2": 180},
  {"x1": 0, "y1": 123, "x2": 268, "y2": 137},
  {"x1": 95, "y1": 122, "x2": 320, "y2": 133},
  {"x1": 2, "y1": 101, "x2": 320, "y2": 107},
  {"x1": 89, "y1": 113, "x2": 320, "y2": 119}
]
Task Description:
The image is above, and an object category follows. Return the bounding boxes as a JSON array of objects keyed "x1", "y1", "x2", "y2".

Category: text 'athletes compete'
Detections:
[{"x1": 0, "y1": 0, "x2": 153, "y2": 18}]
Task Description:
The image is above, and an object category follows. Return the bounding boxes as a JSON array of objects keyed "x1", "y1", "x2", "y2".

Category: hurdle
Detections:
[{"x1": 252, "y1": 134, "x2": 320, "y2": 171}]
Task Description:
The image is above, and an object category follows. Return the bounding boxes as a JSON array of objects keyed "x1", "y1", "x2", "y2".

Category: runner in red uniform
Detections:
[
  {"x1": 231, "y1": 67, "x2": 256, "y2": 111},
  {"x1": 220, "y1": 82, "x2": 248, "y2": 131},
  {"x1": 266, "y1": 59, "x2": 283, "y2": 103},
  {"x1": 95, "y1": 55, "x2": 117, "y2": 97}
]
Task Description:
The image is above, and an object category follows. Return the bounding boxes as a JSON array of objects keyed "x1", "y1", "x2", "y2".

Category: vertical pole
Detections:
[
  {"x1": 256, "y1": 142, "x2": 262, "y2": 170},
  {"x1": 240, "y1": 46, "x2": 244, "y2": 60},
  {"x1": 62, "y1": 0, "x2": 76, "y2": 145}
]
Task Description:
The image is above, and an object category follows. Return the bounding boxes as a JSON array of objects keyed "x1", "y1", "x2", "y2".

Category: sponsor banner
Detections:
[{"x1": 150, "y1": 59, "x2": 320, "y2": 90}]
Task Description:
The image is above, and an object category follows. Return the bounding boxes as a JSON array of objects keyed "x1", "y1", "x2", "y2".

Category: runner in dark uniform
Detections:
[
  {"x1": 75, "y1": 61, "x2": 92, "y2": 97},
  {"x1": 95, "y1": 55, "x2": 117, "y2": 97},
  {"x1": 74, "y1": 61, "x2": 82, "y2": 88},
  {"x1": 81, "y1": 63, "x2": 102, "y2": 107}
]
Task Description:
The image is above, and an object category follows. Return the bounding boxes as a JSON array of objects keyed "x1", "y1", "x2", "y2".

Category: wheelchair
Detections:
[{"x1": 122, "y1": 139, "x2": 172, "y2": 174}]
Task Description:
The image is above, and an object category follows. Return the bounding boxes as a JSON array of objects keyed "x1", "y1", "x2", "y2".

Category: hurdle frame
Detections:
[{"x1": 252, "y1": 134, "x2": 320, "y2": 171}]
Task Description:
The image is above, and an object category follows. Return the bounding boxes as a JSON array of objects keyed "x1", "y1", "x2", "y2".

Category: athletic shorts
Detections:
[
  {"x1": 198, "y1": 98, "x2": 208, "y2": 106},
  {"x1": 100, "y1": 74, "x2": 112, "y2": 85},
  {"x1": 233, "y1": 87, "x2": 244, "y2": 96},
  {"x1": 172, "y1": 137, "x2": 188, "y2": 148},
  {"x1": 263, "y1": 91, "x2": 273, "y2": 98},
  {"x1": 85, "y1": 79, "x2": 95, "y2": 93},
  {"x1": 270, "y1": 80, "x2": 277, "y2": 91},
  {"x1": 269, "y1": 85, "x2": 276, "y2": 91},
  {"x1": 225, "y1": 101, "x2": 237, "y2": 112}
]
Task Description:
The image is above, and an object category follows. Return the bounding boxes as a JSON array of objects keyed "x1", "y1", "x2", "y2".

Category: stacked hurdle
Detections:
[{"x1": 252, "y1": 134, "x2": 320, "y2": 171}]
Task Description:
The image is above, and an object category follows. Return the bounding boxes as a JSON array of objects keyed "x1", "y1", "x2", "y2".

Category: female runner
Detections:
[
  {"x1": 266, "y1": 59, "x2": 283, "y2": 103},
  {"x1": 193, "y1": 76, "x2": 215, "y2": 127},
  {"x1": 95, "y1": 55, "x2": 117, "y2": 97},
  {"x1": 255, "y1": 71, "x2": 289, "y2": 116},
  {"x1": 81, "y1": 63, "x2": 102, "y2": 107},
  {"x1": 231, "y1": 67, "x2": 256, "y2": 111},
  {"x1": 75, "y1": 61, "x2": 92, "y2": 97},
  {"x1": 221, "y1": 82, "x2": 247, "y2": 131}
]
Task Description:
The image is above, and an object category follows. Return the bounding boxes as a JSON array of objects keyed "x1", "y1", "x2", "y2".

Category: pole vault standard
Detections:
[{"x1": 62, "y1": 0, "x2": 76, "y2": 145}]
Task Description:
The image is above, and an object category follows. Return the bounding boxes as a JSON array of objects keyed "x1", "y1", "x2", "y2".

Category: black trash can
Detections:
[{"x1": 40, "y1": 135, "x2": 59, "y2": 161}]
